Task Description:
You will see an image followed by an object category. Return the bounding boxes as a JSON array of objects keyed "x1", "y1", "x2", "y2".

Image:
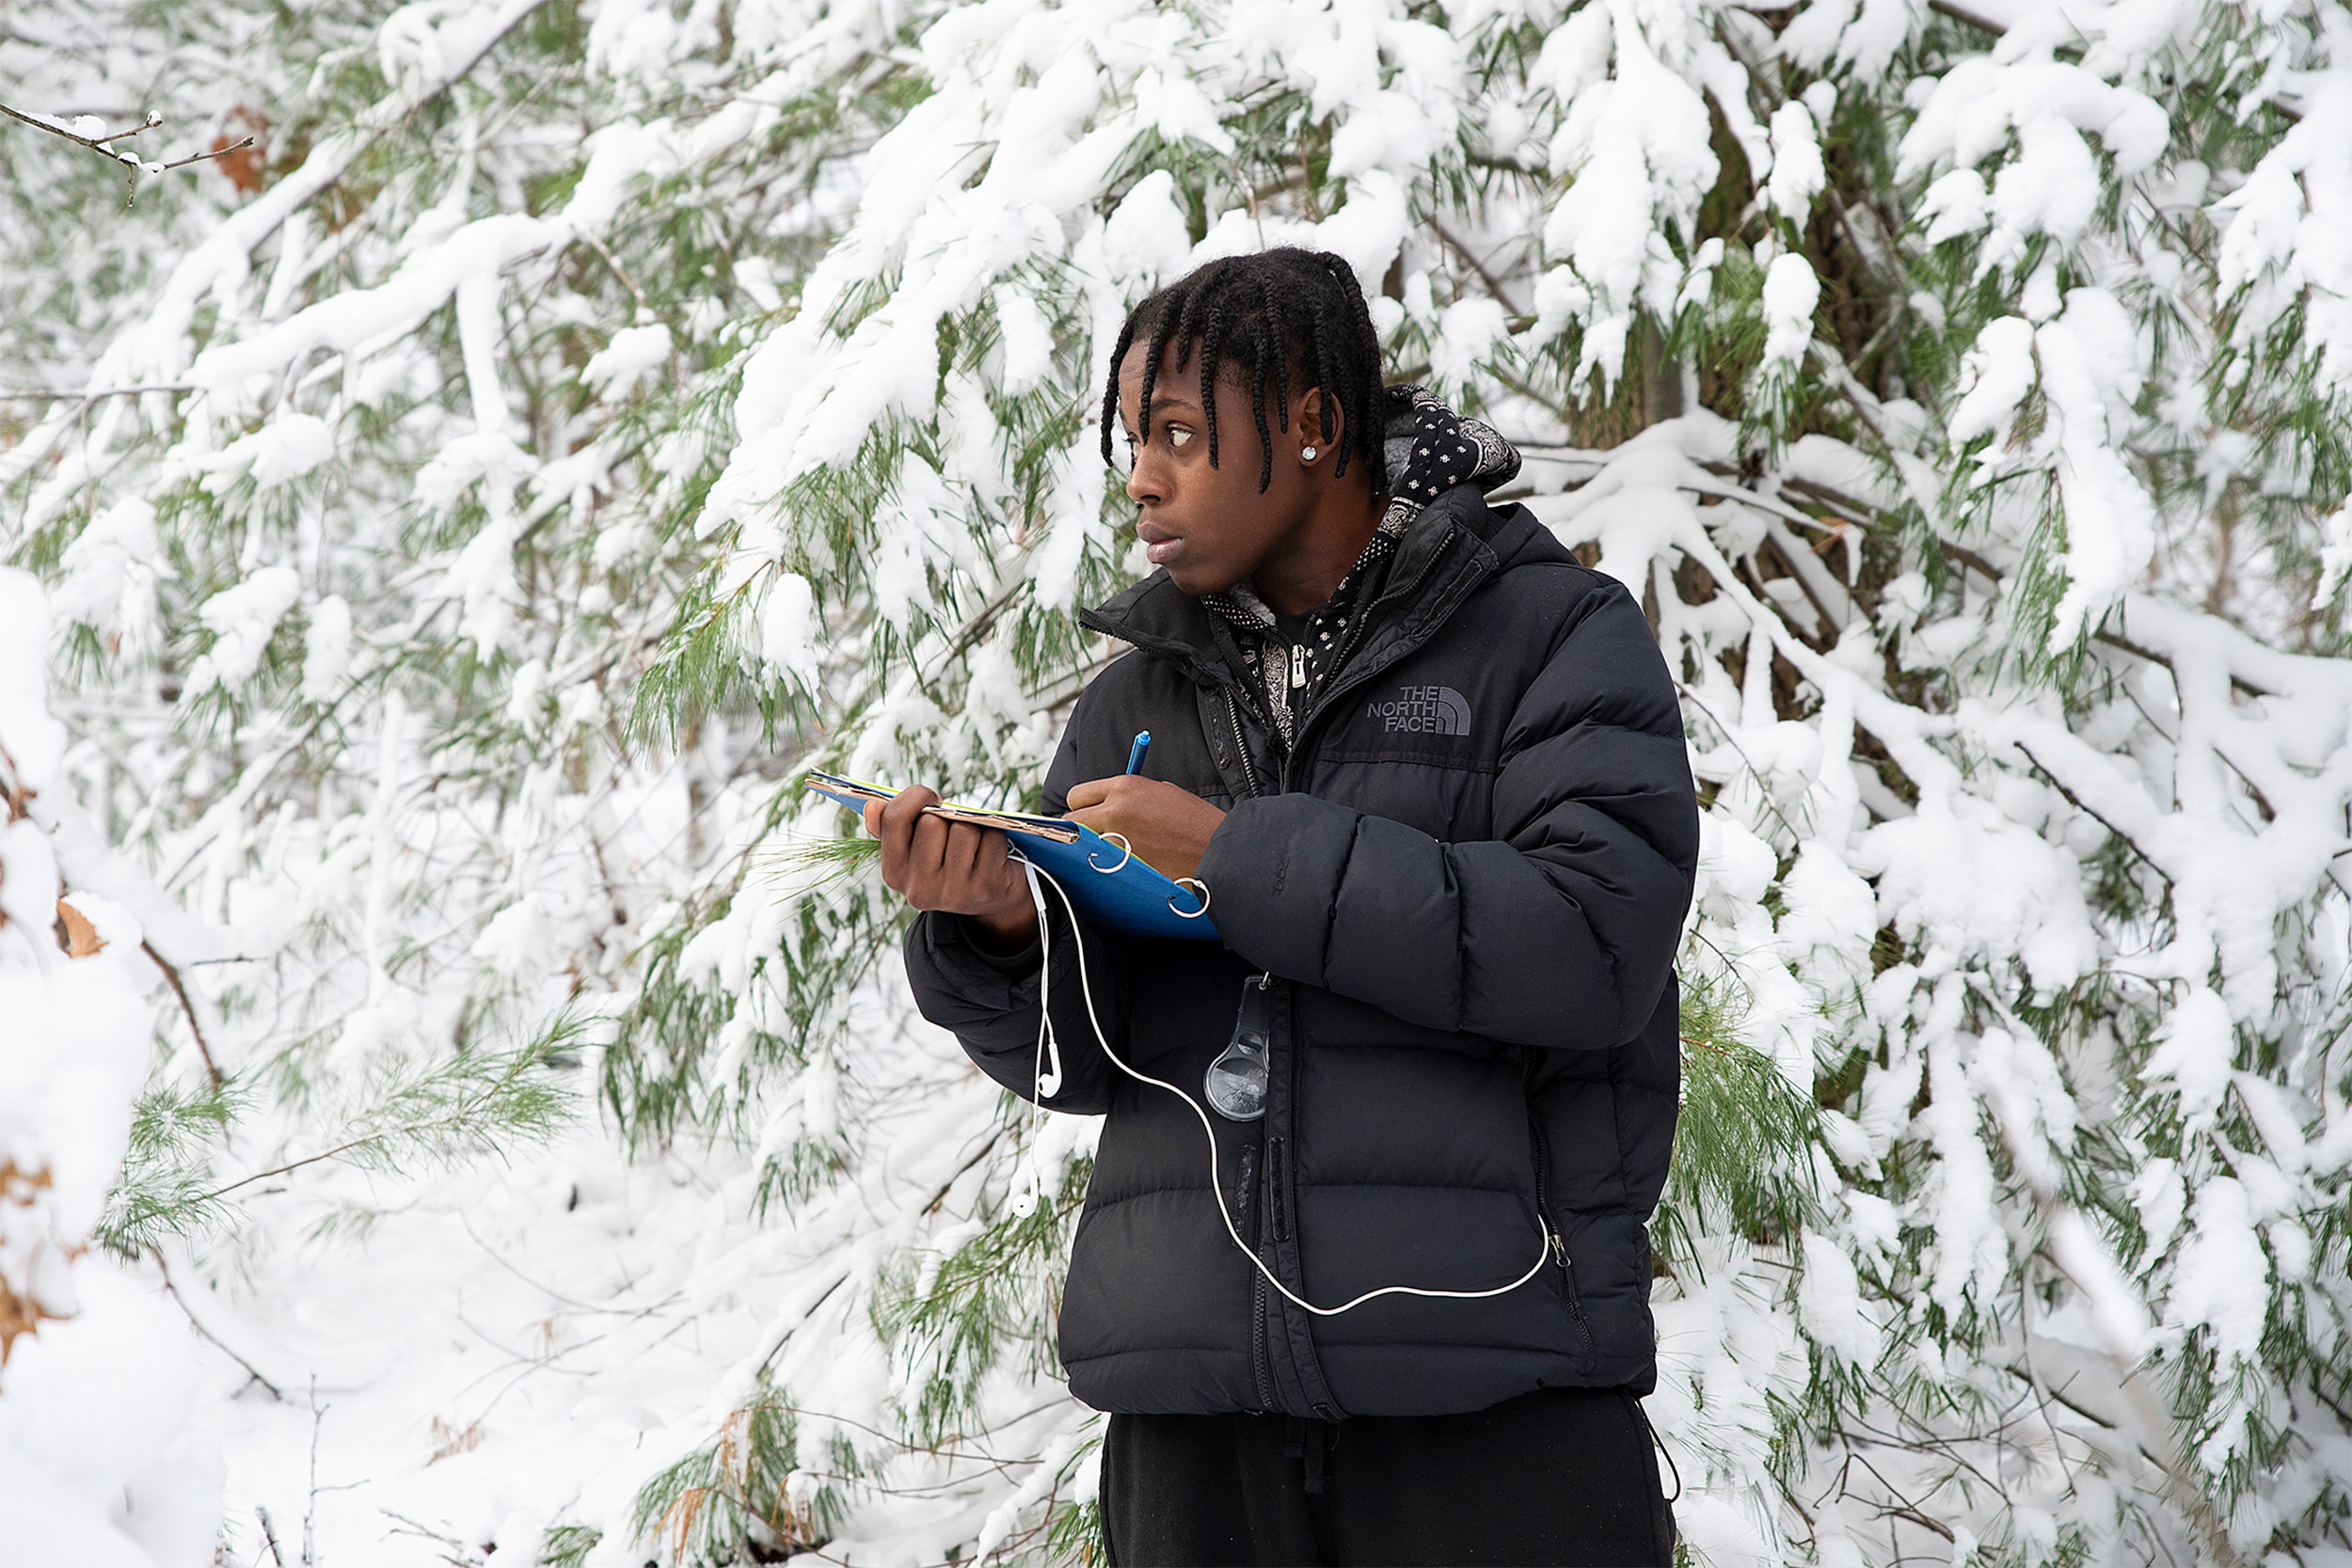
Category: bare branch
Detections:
[
  {"x1": 0, "y1": 101, "x2": 161, "y2": 153},
  {"x1": 0, "y1": 102, "x2": 256, "y2": 206},
  {"x1": 0, "y1": 384, "x2": 194, "y2": 404},
  {"x1": 154, "y1": 1252, "x2": 285, "y2": 1401},
  {"x1": 255, "y1": 1506, "x2": 288, "y2": 1568},
  {"x1": 143, "y1": 940, "x2": 225, "y2": 1091},
  {"x1": 1928, "y1": 0, "x2": 2008, "y2": 33},
  {"x1": 157, "y1": 134, "x2": 256, "y2": 175}
]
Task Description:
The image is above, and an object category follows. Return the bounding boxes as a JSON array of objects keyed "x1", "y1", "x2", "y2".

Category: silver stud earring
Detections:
[{"x1": 1301, "y1": 446, "x2": 1318, "y2": 461}]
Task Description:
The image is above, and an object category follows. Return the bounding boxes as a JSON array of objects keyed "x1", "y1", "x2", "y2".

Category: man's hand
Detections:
[
  {"x1": 864, "y1": 787, "x2": 1038, "y2": 951},
  {"x1": 1064, "y1": 776, "x2": 1227, "y2": 881}
]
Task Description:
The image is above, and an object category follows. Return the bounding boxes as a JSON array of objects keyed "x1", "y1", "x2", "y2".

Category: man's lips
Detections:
[{"x1": 1136, "y1": 521, "x2": 1185, "y2": 565}]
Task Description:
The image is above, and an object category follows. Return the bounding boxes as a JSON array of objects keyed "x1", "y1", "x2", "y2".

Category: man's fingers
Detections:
[
  {"x1": 907, "y1": 809, "x2": 951, "y2": 887},
  {"x1": 873, "y1": 787, "x2": 938, "y2": 895},
  {"x1": 937, "y1": 820, "x2": 977, "y2": 884},
  {"x1": 1064, "y1": 776, "x2": 1115, "y2": 811},
  {"x1": 976, "y1": 828, "x2": 1017, "y2": 898},
  {"x1": 882, "y1": 784, "x2": 940, "y2": 830}
]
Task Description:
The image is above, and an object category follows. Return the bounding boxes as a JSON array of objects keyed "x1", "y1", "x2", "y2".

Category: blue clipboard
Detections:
[{"x1": 801, "y1": 771, "x2": 1219, "y2": 942}]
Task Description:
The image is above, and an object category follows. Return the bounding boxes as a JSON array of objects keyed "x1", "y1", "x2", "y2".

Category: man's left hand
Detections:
[{"x1": 1064, "y1": 776, "x2": 1227, "y2": 881}]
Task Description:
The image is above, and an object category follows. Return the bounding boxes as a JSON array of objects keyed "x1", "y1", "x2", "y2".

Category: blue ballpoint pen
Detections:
[{"x1": 1124, "y1": 731, "x2": 1152, "y2": 775}]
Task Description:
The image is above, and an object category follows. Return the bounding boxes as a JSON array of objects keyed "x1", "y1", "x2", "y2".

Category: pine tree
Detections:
[{"x1": 5, "y1": 0, "x2": 2351, "y2": 1562}]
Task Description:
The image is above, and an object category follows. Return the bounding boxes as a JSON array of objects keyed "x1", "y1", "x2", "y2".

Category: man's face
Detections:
[{"x1": 1115, "y1": 340, "x2": 1313, "y2": 597}]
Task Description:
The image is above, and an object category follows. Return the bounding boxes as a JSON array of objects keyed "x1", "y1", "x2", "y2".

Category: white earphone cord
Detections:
[{"x1": 1011, "y1": 855, "x2": 1552, "y2": 1317}]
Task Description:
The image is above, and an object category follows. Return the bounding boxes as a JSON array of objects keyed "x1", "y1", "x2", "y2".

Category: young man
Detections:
[{"x1": 866, "y1": 248, "x2": 1697, "y2": 1565}]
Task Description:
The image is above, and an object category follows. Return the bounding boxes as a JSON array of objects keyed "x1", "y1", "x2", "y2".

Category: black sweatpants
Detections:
[{"x1": 1101, "y1": 1386, "x2": 1676, "y2": 1566}]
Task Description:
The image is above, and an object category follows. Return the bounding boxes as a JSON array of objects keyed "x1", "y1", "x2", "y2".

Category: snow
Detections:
[
  {"x1": 1947, "y1": 316, "x2": 2037, "y2": 445},
  {"x1": 8, "y1": 0, "x2": 2352, "y2": 1560},
  {"x1": 1759, "y1": 252, "x2": 1821, "y2": 373},
  {"x1": 2, "y1": 575, "x2": 210, "y2": 1568},
  {"x1": 0, "y1": 572, "x2": 67, "y2": 793},
  {"x1": 185, "y1": 566, "x2": 303, "y2": 693},
  {"x1": 580, "y1": 323, "x2": 673, "y2": 399},
  {"x1": 1765, "y1": 102, "x2": 1826, "y2": 224},
  {"x1": 197, "y1": 414, "x2": 339, "y2": 494}
]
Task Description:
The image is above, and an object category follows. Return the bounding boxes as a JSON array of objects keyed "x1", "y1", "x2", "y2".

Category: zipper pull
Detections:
[
  {"x1": 1549, "y1": 1228, "x2": 1567, "y2": 1266},
  {"x1": 1290, "y1": 643, "x2": 1307, "y2": 690}
]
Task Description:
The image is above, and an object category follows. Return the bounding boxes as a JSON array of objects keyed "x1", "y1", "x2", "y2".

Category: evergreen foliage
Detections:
[{"x1": 6, "y1": 0, "x2": 2352, "y2": 1561}]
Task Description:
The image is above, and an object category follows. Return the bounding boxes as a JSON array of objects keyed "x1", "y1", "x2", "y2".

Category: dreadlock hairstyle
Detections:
[{"x1": 1097, "y1": 247, "x2": 1388, "y2": 496}]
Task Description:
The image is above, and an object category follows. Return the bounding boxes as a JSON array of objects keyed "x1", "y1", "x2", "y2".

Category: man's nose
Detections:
[{"x1": 1125, "y1": 457, "x2": 1162, "y2": 507}]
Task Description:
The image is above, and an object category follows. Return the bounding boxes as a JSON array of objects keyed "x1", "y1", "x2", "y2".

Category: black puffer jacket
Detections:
[{"x1": 904, "y1": 436, "x2": 1699, "y2": 1421}]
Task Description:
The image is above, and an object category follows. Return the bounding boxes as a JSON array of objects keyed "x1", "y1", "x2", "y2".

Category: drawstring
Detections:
[
  {"x1": 1630, "y1": 1394, "x2": 1681, "y2": 1503},
  {"x1": 1283, "y1": 1415, "x2": 1332, "y2": 1495}
]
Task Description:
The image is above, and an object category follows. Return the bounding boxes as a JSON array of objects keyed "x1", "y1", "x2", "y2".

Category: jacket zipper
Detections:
[
  {"x1": 1222, "y1": 686, "x2": 1264, "y2": 800},
  {"x1": 1216, "y1": 679, "x2": 1272, "y2": 1410},
  {"x1": 1240, "y1": 1140, "x2": 1277, "y2": 1412},
  {"x1": 1277, "y1": 561, "x2": 1454, "y2": 791},
  {"x1": 1524, "y1": 1053, "x2": 1597, "y2": 1360}
]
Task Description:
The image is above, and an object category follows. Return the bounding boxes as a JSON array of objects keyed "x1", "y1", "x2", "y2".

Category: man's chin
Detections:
[{"x1": 1165, "y1": 563, "x2": 1240, "y2": 597}]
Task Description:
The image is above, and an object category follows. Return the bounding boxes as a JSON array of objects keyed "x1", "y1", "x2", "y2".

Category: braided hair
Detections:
[{"x1": 1097, "y1": 248, "x2": 1388, "y2": 496}]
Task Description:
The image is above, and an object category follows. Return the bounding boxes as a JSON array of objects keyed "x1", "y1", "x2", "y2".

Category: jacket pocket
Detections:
[{"x1": 1526, "y1": 1090, "x2": 1599, "y2": 1368}]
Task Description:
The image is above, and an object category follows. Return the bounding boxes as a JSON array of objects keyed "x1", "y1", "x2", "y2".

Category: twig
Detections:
[
  {"x1": 379, "y1": 1509, "x2": 487, "y2": 1564},
  {"x1": 256, "y1": 1505, "x2": 288, "y2": 1568},
  {"x1": 143, "y1": 939, "x2": 225, "y2": 1090},
  {"x1": 1928, "y1": 0, "x2": 2008, "y2": 32},
  {"x1": 0, "y1": 384, "x2": 193, "y2": 403},
  {"x1": 575, "y1": 230, "x2": 647, "y2": 317},
  {"x1": 1429, "y1": 215, "x2": 1518, "y2": 313},
  {"x1": 0, "y1": 101, "x2": 160, "y2": 150},
  {"x1": 154, "y1": 1252, "x2": 284, "y2": 1400},
  {"x1": 0, "y1": 101, "x2": 256, "y2": 206},
  {"x1": 2013, "y1": 744, "x2": 2169, "y2": 882},
  {"x1": 305, "y1": 1375, "x2": 326, "y2": 1566},
  {"x1": 159, "y1": 136, "x2": 258, "y2": 174}
]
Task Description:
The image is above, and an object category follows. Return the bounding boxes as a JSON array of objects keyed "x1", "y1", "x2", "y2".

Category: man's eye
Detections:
[{"x1": 1168, "y1": 426, "x2": 1194, "y2": 449}]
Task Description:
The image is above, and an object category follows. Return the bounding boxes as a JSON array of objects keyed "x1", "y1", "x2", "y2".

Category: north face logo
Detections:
[{"x1": 1368, "y1": 684, "x2": 1471, "y2": 735}]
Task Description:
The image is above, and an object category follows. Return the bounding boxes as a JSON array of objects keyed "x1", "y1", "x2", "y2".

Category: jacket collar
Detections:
[{"x1": 1079, "y1": 482, "x2": 1550, "y2": 683}]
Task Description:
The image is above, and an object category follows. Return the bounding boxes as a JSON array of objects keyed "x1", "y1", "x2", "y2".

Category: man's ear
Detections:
[{"x1": 1293, "y1": 387, "x2": 1339, "y2": 457}]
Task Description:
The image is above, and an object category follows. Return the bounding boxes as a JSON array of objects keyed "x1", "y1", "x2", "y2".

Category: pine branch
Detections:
[{"x1": 197, "y1": 1043, "x2": 572, "y2": 1205}]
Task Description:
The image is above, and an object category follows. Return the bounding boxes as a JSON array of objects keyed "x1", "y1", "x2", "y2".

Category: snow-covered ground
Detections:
[{"x1": 179, "y1": 980, "x2": 1102, "y2": 1568}]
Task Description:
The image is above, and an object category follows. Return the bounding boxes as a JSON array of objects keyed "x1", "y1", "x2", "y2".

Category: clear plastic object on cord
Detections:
[{"x1": 1204, "y1": 975, "x2": 1274, "y2": 1121}]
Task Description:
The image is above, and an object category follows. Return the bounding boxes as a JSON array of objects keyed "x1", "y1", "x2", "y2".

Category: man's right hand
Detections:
[{"x1": 864, "y1": 786, "x2": 1039, "y2": 952}]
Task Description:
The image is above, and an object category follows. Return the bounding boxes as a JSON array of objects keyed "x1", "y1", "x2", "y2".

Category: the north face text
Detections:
[{"x1": 1368, "y1": 684, "x2": 1471, "y2": 735}]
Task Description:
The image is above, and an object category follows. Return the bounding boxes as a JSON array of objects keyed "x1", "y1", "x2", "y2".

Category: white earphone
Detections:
[{"x1": 1004, "y1": 854, "x2": 1551, "y2": 1314}]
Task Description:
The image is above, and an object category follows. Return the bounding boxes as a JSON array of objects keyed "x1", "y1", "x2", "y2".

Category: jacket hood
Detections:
[{"x1": 1375, "y1": 384, "x2": 1521, "y2": 527}]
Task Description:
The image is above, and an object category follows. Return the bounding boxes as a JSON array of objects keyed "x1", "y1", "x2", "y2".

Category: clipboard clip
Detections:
[{"x1": 1089, "y1": 832, "x2": 1134, "y2": 874}]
